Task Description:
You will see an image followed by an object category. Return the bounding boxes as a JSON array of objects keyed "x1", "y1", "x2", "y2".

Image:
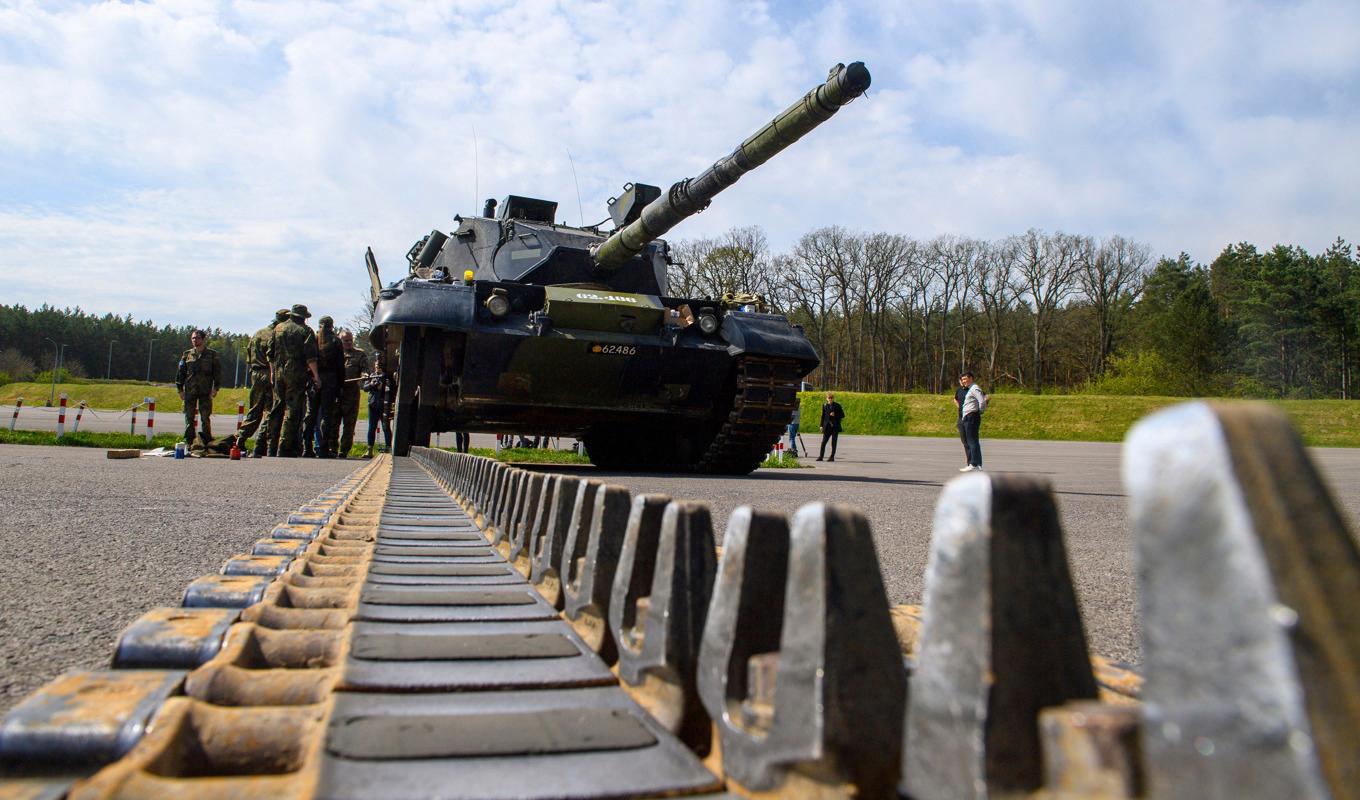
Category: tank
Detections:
[{"x1": 367, "y1": 61, "x2": 871, "y2": 474}]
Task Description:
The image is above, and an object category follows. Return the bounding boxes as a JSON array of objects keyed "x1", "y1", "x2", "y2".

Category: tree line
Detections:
[
  {"x1": 4, "y1": 229, "x2": 1356, "y2": 400},
  {"x1": 0, "y1": 305, "x2": 249, "y2": 389},
  {"x1": 671, "y1": 228, "x2": 1360, "y2": 398}
]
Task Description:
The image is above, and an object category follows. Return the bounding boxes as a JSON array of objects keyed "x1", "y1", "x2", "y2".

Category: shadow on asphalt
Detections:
[{"x1": 516, "y1": 462, "x2": 1124, "y2": 497}]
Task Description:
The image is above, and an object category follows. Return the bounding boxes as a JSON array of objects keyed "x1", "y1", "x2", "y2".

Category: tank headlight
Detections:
[
  {"x1": 485, "y1": 289, "x2": 511, "y2": 318},
  {"x1": 698, "y1": 311, "x2": 720, "y2": 335}
]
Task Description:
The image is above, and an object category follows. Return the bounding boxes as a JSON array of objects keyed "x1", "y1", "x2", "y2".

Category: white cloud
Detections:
[{"x1": 0, "y1": 0, "x2": 1357, "y2": 333}]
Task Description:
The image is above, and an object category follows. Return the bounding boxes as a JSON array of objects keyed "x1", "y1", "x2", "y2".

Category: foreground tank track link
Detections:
[
  {"x1": 694, "y1": 355, "x2": 801, "y2": 474},
  {"x1": 3, "y1": 402, "x2": 1357, "y2": 799},
  {"x1": 414, "y1": 401, "x2": 1359, "y2": 800},
  {"x1": 0, "y1": 458, "x2": 389, "y2": 799}
]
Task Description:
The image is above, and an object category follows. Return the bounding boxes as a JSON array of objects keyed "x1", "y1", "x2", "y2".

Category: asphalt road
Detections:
[
  {"x1": 0, "y1": 445, "x2": 359, "y2": 714},
  {"x1": 2, "y1": 430, "x2": 1357, "y2": 718}
]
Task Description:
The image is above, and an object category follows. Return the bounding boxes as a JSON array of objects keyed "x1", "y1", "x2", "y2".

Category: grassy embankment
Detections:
[
  {"x1": 0, "y1": 430, "x2": 183, "y2": 449},
  {"x1": 5, "y1": 381, "x2": 1358, "y2": 448},
  {"x1": 0, "y1": 382, "x2": 375, "y2": 418},
  {"x1": 795, "y1": 391, "x2": 1360, "y2": 448}
]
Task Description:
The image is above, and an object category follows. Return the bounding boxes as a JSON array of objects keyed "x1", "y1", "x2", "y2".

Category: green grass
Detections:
[
  {"x1": 7, "y1": 382, "x2": 1357, "y2": 449},
  {"x1": 796, "y1": 391, "x2": 1360, "y2": 448},
  {"x1": 759, "y1": 452, "x2": 807, "y2": 469},
  {"x1": 0, "y1": 381, "x2": 374, "y2": 419},
  {"x1": 452, "y1": 446, "x2": 593, "y2": 465},
  {"x1": 0, "y1": 429, "x2": 183, "y2": 450}
]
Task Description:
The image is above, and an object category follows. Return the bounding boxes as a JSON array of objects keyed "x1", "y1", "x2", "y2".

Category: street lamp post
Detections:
[
  {"x1": 146, "y1": 339, "x2": 156, "y2": 382},
  {"x1": 44, "y1": 338, "x2": 58, "y2": 405},
  {"x1": 107, "y1": 340, "x2": 118, "y2": 380}
]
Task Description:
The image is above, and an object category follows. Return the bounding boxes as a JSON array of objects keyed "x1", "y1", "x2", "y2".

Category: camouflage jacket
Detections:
[
  {"x1": 317, "y1": 334, "x2": 344, "y2": 377},
  {"x1": 268, "y1": 319, "x2": 318, "y2": 378},
  {"x1": 342, "y1": 348, "x2": 369, "y2": 385},
  {"x1": 246, "y1": 325, "x2": 274, "y2": 374},
  {"x1": 176, "y1": 347, "x2": 222, "y2": 396}
]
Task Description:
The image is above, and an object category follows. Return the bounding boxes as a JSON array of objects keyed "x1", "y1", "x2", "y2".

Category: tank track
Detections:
[
  {"x1": 694, "y1": 355, "x2": 801, "y2": 474},
  {"x1": 4, "y1": 402, "x2": 1356, "y2": 798}
]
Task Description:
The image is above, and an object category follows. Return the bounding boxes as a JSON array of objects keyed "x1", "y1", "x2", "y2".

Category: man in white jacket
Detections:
[{"x1": 958, "y1": 372, "x2": 986, "y2": 472}]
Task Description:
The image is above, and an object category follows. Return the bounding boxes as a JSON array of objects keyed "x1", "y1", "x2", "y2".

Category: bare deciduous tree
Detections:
[
  {"x1": 1078, "y1": 234, "x2": 1151, "y2": 374},
  {"x1": 1012, "y1": 229, "x2": 1085, "y2": 393}
]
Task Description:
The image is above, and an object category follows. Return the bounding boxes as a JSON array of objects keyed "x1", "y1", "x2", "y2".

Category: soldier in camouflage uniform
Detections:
[
  {"x1": 176, "y1": 329, "x2": 222, "y2": 445},
  {"x1": 335, "y1": 329, "x2": 368, "y2": 459},
  {"x1": 315, "y1": 315, "x2": 344, "y2": 458},
  {"x1": 266, "y1": 304, "x2": 320, "y2": 458},
  {"x1": 237, "y1": 309, "x2": 289, "y2": 457}
]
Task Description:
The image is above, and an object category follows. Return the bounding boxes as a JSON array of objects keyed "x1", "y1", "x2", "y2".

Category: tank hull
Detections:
[{"x1": 373, "y1": 279, "x2": 815, "y2": 473}]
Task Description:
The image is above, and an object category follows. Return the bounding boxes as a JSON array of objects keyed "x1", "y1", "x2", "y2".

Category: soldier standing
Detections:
[
  {"x1": 266, "y1": 304, "x2": 320, "y2": 457},
  {"x1": 335, "y1": 329, "x2": 368, "y2": 459},
  {"x1": 176, "y1": 329, "x2": 222, "y2": 445},
  {"x1": 315, "y1": 315, "x2": 343, "y2": 458},
  {"x1": 364, "y1": 351, "x2": 393, "y2": 458},
  {"x1": 237, "y1": 309, "x2": 288, "y2": 457}
]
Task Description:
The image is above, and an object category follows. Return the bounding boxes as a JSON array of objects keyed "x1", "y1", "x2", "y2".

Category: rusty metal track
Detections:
[{"x1": 2, "y1": 401, "x2": 1357, "y2": 799}]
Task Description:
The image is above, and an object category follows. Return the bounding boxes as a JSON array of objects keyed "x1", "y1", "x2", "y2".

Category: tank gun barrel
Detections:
[{"x1": 592, "y1": 61, "x2": 871, "y2": 271}]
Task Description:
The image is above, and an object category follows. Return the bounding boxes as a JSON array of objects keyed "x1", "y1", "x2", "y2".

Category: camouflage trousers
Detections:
[
  {"x1": 237, "y1": 372, "x2": 272, "y2": 453},
  {"x1": 183, "y1": 393, "x2": 213, "y2": 444},
  {"x1": 267, "y1": 372, "x2": 310, "y2": 457},
  {"x1": 336, "y1": 387, "x2": 361, "y2": 456},
  {"x1": 317, "y1": 375, "x2": 341, "y2": 456}
]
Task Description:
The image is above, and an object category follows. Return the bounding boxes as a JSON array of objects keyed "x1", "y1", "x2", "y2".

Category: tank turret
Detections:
[{"x1": 592, "y1": 61, "x2": 871, "y2": 270}]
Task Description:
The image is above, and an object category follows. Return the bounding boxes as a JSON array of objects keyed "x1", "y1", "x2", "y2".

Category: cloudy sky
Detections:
[{"x1": 2, "y1": 0, "x2": 1357, "y2": 333}]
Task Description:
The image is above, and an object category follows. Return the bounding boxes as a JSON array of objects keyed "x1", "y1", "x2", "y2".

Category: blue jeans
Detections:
[
  {"x1": 961, "y1": 413, "x2": 982, "y2": 467},
  {"x1": 787, "y1": 423, "x2": 799, "y2": 453},
  {"x1": 367, "y1": 401, "x2": 391, "y2": 450}
]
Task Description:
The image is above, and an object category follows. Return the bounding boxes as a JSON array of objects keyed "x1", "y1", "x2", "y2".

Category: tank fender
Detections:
[
  {"x1": 719, "y1": 313, "x2": 819, "y2": 366},
  {"x1": 372, "y1": 281, "x2": 476, "y2": 332}
]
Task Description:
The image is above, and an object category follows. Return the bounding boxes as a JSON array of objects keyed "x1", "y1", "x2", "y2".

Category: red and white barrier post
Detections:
[
  {"x1": 8, "y1": 397, "x2": 20, "y2": 431},
  {"x1": 235, "y1": 401, "x2": 245, "y2": 432},
  {"x1": 73, "y1": 400, "x2": 86, "y2": 434},
  {"x1": 145, "y1": 397, "x2": 155, "y2": 443},
  {"x1": 777, "y1": 442, "x2": 785, "y2": 462},
  {"x1": 55, "y1": 393, "x2": 68, "y2": 437}
]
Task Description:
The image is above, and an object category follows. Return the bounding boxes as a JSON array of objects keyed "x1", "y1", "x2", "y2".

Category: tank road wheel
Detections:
[{"x1": 393, "y1": 329, "x2": 447, "y2": 456}]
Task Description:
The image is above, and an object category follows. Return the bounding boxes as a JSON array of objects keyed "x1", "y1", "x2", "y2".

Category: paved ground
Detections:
[
  {"x1": 0, "y1": 444, "x2": 360, "y2": 714},
  {"x1": 2, "y1": 429, "x2": 1357, "y2": 717}
]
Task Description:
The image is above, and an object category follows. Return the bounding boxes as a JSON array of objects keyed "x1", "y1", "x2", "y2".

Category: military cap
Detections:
[
  {"x1": 274, "y1": 308, "x2": 290, "y2": 322},
  {"x1": 291, "y1": 303, "x2": 312, "y2": 318},
  {"x1": 319, "y1": 315, "x2": 334, "y2": 325}
]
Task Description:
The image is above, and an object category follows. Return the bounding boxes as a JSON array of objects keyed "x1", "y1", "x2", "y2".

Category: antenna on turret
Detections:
[
  {"x1": 472, "y1": 123, "x2": 480, "y2": 215},
  {"x1": 567, "y1": 148, "x2": 584, "y2": 227}
]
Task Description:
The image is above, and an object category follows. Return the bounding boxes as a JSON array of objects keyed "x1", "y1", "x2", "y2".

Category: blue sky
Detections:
[{"x1": 2, "y1": 0, "x2": 1357, "y2": 333}]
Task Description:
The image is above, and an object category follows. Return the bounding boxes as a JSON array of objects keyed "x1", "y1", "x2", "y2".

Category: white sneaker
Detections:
[{"x1": 959, "y1": 465, "x2": 974, "y2": 472}]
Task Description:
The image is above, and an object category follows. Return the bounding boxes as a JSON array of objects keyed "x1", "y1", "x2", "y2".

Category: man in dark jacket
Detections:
[{"x1": 817, "y1": 392, "x2": 844, "y2": 462}]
